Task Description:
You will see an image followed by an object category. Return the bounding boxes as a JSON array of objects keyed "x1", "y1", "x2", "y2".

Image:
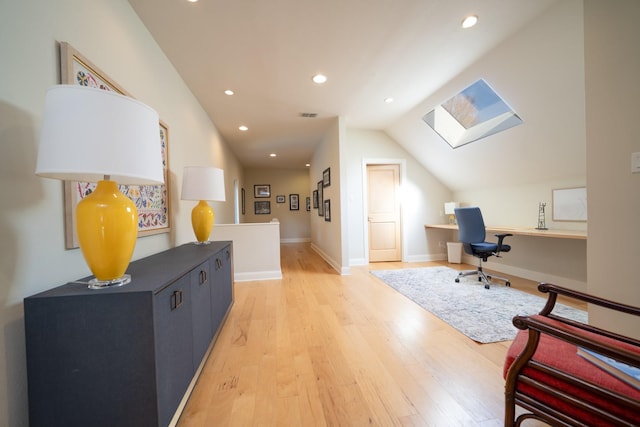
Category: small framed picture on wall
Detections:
[
  {"x1": 323, "y1": 167, "x2": 331, "y2": 187},
  {"x1": 289, "y1": 194, "x2": 299, "y2": 210},
  {"x1": 324, "y1": 199, "x2": 331, "y2": 221},
  {"x1": 317, "y1": 181, "x2": 324, "y2": 216},
  {"x1": 254, "y1": 201, "x2": 271, "y2": 214},
  {"x1": 254, "y1": 185, "x2": 271, "y2": 198},
  {"x1": 276, "y1": 195, "x2": 285, "y2": 203}
]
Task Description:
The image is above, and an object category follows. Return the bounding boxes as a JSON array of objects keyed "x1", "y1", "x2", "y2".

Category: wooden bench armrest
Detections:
[
  {"x1": 536, "y1": 282, "x2": 640, "y2": 317},
  {"x1": 504, "y1": 283, "x2": 640, "y2": 426},
  {"x1": 512, "y1": 314, "x2": 640, "y2": 368},
  {"x1": 523, "y1": 283, "x2": 640, "y2": 348}
]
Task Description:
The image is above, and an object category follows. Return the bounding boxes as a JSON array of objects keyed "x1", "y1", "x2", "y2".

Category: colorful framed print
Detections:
[{"x1": 60, "y1": 42, "x2": 170, "y2": 248}]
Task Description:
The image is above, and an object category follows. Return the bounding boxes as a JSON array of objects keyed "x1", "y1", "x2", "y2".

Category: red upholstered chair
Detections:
[{"x1": 503, "y1": 283, "x2": 640, "y2": 427}]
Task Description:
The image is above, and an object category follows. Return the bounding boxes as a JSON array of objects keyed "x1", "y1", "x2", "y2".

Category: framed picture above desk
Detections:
[{"x1": 552, "y1": 187, "x2": 587, "y2": 221}]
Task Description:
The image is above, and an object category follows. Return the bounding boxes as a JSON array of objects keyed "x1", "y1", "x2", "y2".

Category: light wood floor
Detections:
[{"x1": 178, "y1": 243, "x2": 583, "y2": 426}]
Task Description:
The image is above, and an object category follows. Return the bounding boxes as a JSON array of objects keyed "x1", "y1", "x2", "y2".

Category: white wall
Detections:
[
  {"x1": 211, "y1": 223, "x2": 282, "y2": 281},
  {"x1": 384, "y1": 0, "x2": 588, "y2": 291},
  {"x1": 344, "y1": 129, "x2": 452, "y2": 265},
  {"x1": 387, "y1": 0, "x2": 586, "y2": 198},
  {"x1": 310, "y1": 118, "x2": 346, "y2": 273},
  {"x1": 242, "y1": 168, "x2": 311, "y2": 241},
  {"x1": 0, "y1": 1, "x2": 242, "y2": 425},
  {"x1": 584, "y1": 0, "x2": 640, "y2": 339}
]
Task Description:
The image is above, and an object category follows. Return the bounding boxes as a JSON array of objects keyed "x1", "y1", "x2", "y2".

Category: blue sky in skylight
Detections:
[{"x1": 442, "y1": 79, "x2": 512, "y2": 129}]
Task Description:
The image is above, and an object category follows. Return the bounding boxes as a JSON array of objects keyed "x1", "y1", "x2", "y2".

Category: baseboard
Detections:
[
  {"x1": 311, "y1": 243, "x2": 350, "y2": 275},
  {"x1": 349, "y1": 257, "x2": 368, "y2": 266},
  {"x1": 233, "y1": 270, "x2": 283, "y2": 282},
  {"x1": 466, "y1": 255, "x2": 587, "y2": 292},
  {"x1": 404, "y1": 253, "x2": 447, "y2": 263},
  {"x1": 281, "y1": 237, "x2": 311, "y2": 243}
]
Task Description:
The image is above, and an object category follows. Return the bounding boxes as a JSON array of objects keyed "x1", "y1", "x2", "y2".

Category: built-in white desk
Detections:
[{"x1": 425, "y1": 224, "x2": 586, "y2": 240}]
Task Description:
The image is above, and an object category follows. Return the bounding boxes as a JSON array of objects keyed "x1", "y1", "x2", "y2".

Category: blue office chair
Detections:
[{"x1": 454, "y1": 207, "x2": 512, "y2": 289}]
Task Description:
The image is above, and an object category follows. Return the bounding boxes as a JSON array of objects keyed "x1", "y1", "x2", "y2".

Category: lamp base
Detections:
[
  {"x1": 88, "y1": 274, "x2": 131, "y2": 289},
  {"x1": 191, "y1": 200, "x2": 215, "y2": 244},
  {"x1": 193, "y1": 240, "x2": 212, "y2": 245}
]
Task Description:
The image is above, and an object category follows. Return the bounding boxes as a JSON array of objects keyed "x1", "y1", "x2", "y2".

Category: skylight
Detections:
[{"x1": 423, "y1": 79, "x2": 523, "y2": 148}]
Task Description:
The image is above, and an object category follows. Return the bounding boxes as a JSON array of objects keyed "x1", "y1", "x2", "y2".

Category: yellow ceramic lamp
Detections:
[
  {"x1": 76, "y1": 180, "x2": 138, "y2": 286},
  {"x1": 181, "y1": 167, "x2": 226, "y2": 244},
  {"x1": 191, "y1": 200, "x2": 215, "y2": 243},
  {"x1": 35, "y1": 85, "x2": 164, "y2": 289}
]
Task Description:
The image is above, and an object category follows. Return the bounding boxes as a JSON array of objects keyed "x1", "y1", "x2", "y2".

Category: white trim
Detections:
[
  {"x1": 281, "y1": 237, "x2": 311, "y2": 243},
  {"x1": 349, "y1": 257, "x2": 368, "y2": 266},
  {"x1": 462, "y1": 254, "x2": 587, "y2": 292},
  {"x1": 311, "y1": 243, "x2": 351, "y2": 275},
  {"x1": 404, "y1": 253, "x2": 446, "y2": 263},
  {"x1": 233, "y1": 270, "x2": 283, "y2": 282}
]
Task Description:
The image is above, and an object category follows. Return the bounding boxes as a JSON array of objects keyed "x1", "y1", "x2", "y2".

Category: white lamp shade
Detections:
[
  {"x1": 444, "y1": 202, "x2": 459, "y2": 215},
  {"x1": 181, "y1": 166, "x2": 226, "y2": 201},
  {"x1": 35, "y1": 85, "x2": 164, "y2": 185}
]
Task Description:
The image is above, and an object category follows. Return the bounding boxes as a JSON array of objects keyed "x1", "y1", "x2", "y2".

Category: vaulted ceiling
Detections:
[{"x1": 128, "y1": 0, "x2": 562, "y2": 186}]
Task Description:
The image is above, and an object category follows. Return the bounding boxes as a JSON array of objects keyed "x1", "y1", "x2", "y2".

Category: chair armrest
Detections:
[
  {"x1": 505, "y1": 284, "x2": 640, "y2": 426},
  {"x1": 494, "y1": 233, "x2": 512, "y2": 253},
  {"x1": 534, "y1": 283, "x2": 640, "y2": 346},
  {"x1": 537, "y1": 282, "x2": 640, "y2": 317},
  {"x1": 513, "y1": 282, "x2": 640, "y2": 363},
  {"x1": 512, "y1": 314, "x2": 640, "y2": 368}
]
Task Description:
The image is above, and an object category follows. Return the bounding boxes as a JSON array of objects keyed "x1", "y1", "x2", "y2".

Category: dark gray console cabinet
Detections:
[{"x1": 24, "y1": 241, "x2": 233, "y2": 427}]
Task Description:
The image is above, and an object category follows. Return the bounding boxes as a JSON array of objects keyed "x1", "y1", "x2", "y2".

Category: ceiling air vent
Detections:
[{"x1": 299, "y1": 113, "x2": 318, "y2": 118}]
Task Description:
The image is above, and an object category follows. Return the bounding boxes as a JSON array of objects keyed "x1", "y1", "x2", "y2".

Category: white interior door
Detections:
[{"x1": 367, "y1": 164, "x2": 401, "y2": 262}]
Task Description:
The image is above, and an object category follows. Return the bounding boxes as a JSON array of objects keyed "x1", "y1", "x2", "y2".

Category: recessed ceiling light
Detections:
[
  {"x1": 462, "y1": 15, "x2": 478, "y2": 29},
  {"x1": 224, "y1": 89, "x2": 234, "y2": 95},
  {"x1": 312, "y1": 74, "x2": 327, "y2": 84},
  {"x1": 270, "y1": 153, "x2": 277, "y2": 157},
  {"x1": 187, "y1": 0, "x2": 198, "y2": 3},
  {"x1": 238, "y1": 125, "x2": 248, "y2": 131},
  {"x1": 305, "y1": 163, "x2": 310, "y2": 167},
  {"x1": 384, "y1": 97, "x2": 394, "y2": 103}
]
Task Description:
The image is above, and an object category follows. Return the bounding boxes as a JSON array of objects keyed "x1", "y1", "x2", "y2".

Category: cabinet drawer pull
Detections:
[
  {"x1": 171, "y1": 289, "x2": 183, "y2": 310},
  {"x1": 215, "y1": 258, "x2": 222, "y2": 270},
  {"x1": 199, "y1": 270, "x2": 207, "y2": 285}
]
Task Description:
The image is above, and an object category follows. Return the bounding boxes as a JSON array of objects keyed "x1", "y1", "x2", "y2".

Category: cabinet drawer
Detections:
[
  {"x1": 191, "y1": 259, "x2": 213, "y2": 366},
  {"x1": 154, "y1": 275, "x2": 194, "y2": 427},
  {"x1": 212, "y1": 247, "x2": 233, "y2": 332}
]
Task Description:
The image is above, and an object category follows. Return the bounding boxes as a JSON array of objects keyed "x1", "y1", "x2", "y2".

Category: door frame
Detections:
[{"x1": 362, "y1": 158, "x2": 407, "y2": 263}]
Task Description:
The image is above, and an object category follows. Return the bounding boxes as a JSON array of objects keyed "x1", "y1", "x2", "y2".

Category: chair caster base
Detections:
[{"x1": 455, "y1": 278, "x2": 460, "y2": 283}]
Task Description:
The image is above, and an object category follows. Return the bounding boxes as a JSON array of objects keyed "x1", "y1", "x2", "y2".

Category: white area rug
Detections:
[{"x1": 371, "y1": 266, "x2": 588, "y2": 344}]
